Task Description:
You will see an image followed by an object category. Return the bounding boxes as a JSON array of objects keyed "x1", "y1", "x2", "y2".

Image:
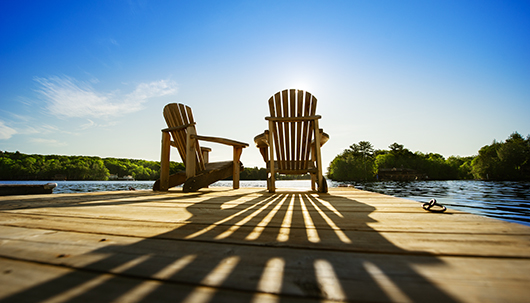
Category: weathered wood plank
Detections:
[
  {"x1": 0, "y1": 257, "x2": 324, "y2": 303},
  {"x1": 1, "y1": 214, "x2": 529, "y2": 257},
  {"x1": 0, "y1": 187, "x2": 529, "y2": 302},
  {"x1": 1, "y1": 226, "x2": 529, "y2": 303}
]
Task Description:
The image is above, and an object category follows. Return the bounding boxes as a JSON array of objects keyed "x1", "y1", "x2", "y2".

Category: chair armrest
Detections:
[
  {"x1": 192, "y1": 135, "x2": 249, "y2": 148},
  {"x1": 265, "y1": 115, "x2": 321, "y2": 122},
  {"x1": 253, "y1": 130, "x2": 269, "y2": 148},
  {"x1": 312, "y1": 130, "x2": 329, "y2": 147},
  {"x1": 161, "y1": 123, "x2": 196, "y2": 132}
]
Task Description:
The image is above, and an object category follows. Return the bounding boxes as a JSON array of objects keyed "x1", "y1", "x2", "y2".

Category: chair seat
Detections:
[{"x1": 266, "y1": 161, "x2": 317, "y2": 174}]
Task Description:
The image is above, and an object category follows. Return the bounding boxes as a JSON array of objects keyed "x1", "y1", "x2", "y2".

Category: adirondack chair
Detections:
[
  {"x1": 254, "y1": 89, "x2": 329, "y2": 193},
  {"x1": 153, "y1": 103, "x2": 249, "y2": 192}
]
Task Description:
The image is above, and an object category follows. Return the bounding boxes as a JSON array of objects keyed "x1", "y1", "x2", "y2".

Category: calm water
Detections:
[
  {"x1": 350, "y1": 180, "x2": 530, "y2": 227},
  {"x1": 1, "y1": 180, "x2": 529, "y2": 226}
]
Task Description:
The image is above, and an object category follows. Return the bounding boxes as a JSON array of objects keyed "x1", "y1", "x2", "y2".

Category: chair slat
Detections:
[
  {"x1": 164, "y1": 105, "x2": 186, "y2": 163},
  {"x1": 296, "y1": 90, "x2": 304, "y2": 170},
  {"x1": 299, "y1": 92, "x2": 311, "y2": 169},
  {"x1": 164, "y1": 103, "x2": 206, "y2": 172},
  {"x1": 289, "y1": 89, "x2": 296, "y2": 170},
  {"x1": 282, "y1": 90, "x2": 290, "y2": 169},
  {"x1": 274, "y1": 92, "x2": 286, "y2": 170},
  {"x1": 184, "y1": 104, "x2": 205, "y2": 171}
]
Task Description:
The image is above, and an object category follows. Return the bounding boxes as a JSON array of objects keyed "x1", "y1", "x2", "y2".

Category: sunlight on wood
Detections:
[
  {"x1": 312, "y1": 196, "x2": 344, "y2": 218},
  {"x1": 363, "y1": 261, "x2": 413, "y2": 303},
  {"x1": 42, "y1": 274, "x2": 113, "y2": 303},
  {"x1": 300, "y1": 195, "x2": 320, "y2": 243},
  {"x1": 250, "y1": 293, "x2": 281, "y2": 303},
  {"x1": 257, "y1": 258, "x2": 285, "y2": 293},
  {"x1": 246, "y1": 195, "x2": 288, "y2": 241},
  {"x1": 221, "y1": 195, "x2": 256, "y2": 209},
  {"x1": 43, "y1": 255, "x2": 152, "y2": 303},
  {"x1": 215, "y1": 195, "x2": 282, "y2": 240},
  {"x1": 201, "y1": 256, "x2": 240, "y2": 287},
  {"x1": 2, "y1": 188, "x2": 529, "y2": 302},
  {"x1": 111, "y1": 254, "x2": 152, "y2": 273},
  {"x1": 112, "y1": 280, "x2": 161, "y2": 303},
  {"x1": 182, "y1": 256, "x2": 240, "y2": 303},
  {"x1": 276, "y1": 194, "x2": 295, "y2": 242},
  {"x1": 152, "y1": 254, "x2": 197, "y2": 280},
  {"x1": 307, "y1": 196, "x2": 352, "y2": 243},
  {"x1": 314, "y1": 259, "x2": 346, "y2": 301},
  {"x1": 184, "y1": 195, "x2": 276, "y2": 239},
  {"x1": 114, "y1": 255, "x2": 197, "y2": 303}
]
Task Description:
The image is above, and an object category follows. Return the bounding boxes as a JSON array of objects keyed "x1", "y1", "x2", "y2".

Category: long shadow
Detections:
[
  {"x1": 0, "y1": 190, "x2": 458, "y2": 302},
  {"x1": 0, "y1": 191, "x2": 206, "y2": 211}
]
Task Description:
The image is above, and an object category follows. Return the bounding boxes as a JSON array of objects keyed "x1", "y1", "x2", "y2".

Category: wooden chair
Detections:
[
  {"x1": 254, "y1": 89, "x2": 329, "y2": 193},
  {"x1": 153, "y1": 103, "x2": 249, "y2": 192}
]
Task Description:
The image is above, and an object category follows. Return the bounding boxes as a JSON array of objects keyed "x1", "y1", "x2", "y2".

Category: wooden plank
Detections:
[
  {"x1": 1, "y1": 226, "x2": 529, "y2": 302},
  {"x1": 1, "y1": 188, "x2": 529, "y2": 302},
  {"x1": 0, "y1": 257, "x2": 323, "y2": 303},
  {"x1": 1, "y1": 189, "x2": 530, "y2": 257},
  {"x1": 1, "y1": 214, "x2": 529, "y2": 257}
]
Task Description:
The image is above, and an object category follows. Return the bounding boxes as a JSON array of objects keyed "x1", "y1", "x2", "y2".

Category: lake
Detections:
[{"x1": 1, "y1": 180, "x2": 529, "y2": 227}]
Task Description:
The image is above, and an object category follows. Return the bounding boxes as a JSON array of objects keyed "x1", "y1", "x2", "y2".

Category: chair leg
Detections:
[
  {"x1": 233, "y1": 147, "x2": 243, "y2": 189},
  {"x1": 268, "y1": 121, "x2": 276, "y2": 193},
  {"x1": 268, "y1": 173, "x2": 275, "y2": 193},
  {"x1": 159, "y1": 132, "x2": 171, "y2": 191},
  {"x1": 318, "y1": 175, "x2": 328, "y2": 193},
  {"x1": 310, "y1": 173, "x2": 316, "y2": 191}
]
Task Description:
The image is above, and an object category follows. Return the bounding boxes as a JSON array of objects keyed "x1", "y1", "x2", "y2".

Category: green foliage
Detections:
[
  {"x1": 471, "y1": 132, "x2": 530, "y2": 180},
  {"x1": 329, "y1": 141, "x2": 475, "y2": 181},
  {"x1": 0, "y1": 151, "x2": 185, "y2": 181},
  {"x1": 328, "y1": 141, "x2": 377, "y2": 181},
  {"x1": 239, "y1": 167, "x2": 267, "y2": 180},
  {"x1": 329, "y1": 132, "x2": 529, "y2": 182}
]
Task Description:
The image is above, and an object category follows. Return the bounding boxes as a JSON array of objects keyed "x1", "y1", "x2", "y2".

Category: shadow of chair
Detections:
[{"x1": 0, "y1": 190, "x2": 459, "y2": 302}]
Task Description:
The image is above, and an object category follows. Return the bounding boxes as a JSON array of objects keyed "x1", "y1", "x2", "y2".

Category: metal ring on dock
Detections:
[{"x1": 422, "y1": 199, "x2": 447, "y2": 213}]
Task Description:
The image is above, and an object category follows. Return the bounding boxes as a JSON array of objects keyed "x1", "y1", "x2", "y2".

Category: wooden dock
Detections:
[{"x1": 0, "y1": 187, "x2": 529, "y2": 302}]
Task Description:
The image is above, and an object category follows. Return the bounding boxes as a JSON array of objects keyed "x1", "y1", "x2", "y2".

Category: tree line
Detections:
[
  {"x1": 3, "y1": 132, "x2": 528, "y2": 182},
  {"x1": 0, "y1": 151, "x2": 184, "y2": 181},
  {"x1": 0, "y1": 151, "x2": 292, "y2": 181},
  {"x1": 328, "y1": 132, "x2": 530, "y2": 181}
]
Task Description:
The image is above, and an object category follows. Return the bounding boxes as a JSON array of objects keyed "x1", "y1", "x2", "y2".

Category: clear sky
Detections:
[{"x1": 1, "y1": 0, "x2": 529, "y2": 170}]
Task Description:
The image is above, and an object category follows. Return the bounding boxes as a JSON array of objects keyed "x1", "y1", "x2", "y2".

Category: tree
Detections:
[
  {"x1": 472, "y1": 132, "x2": 530, "y2": 180},
  {"x1": 328, "y1": 141, "x2": 377, "y2": 181}
]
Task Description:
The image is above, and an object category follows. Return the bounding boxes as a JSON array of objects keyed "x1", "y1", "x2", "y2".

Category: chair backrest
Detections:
[
  {"x1": 268, "y1": 89, "x2": 318, "y2": 173},
  {"x1": 163, "y1": 103, "x2": 205, "y2": 172}
]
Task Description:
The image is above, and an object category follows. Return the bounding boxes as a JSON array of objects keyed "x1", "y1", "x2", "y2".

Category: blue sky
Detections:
[{"x1": 1, "y1": 0, "x2": 529, "y2": 170}]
